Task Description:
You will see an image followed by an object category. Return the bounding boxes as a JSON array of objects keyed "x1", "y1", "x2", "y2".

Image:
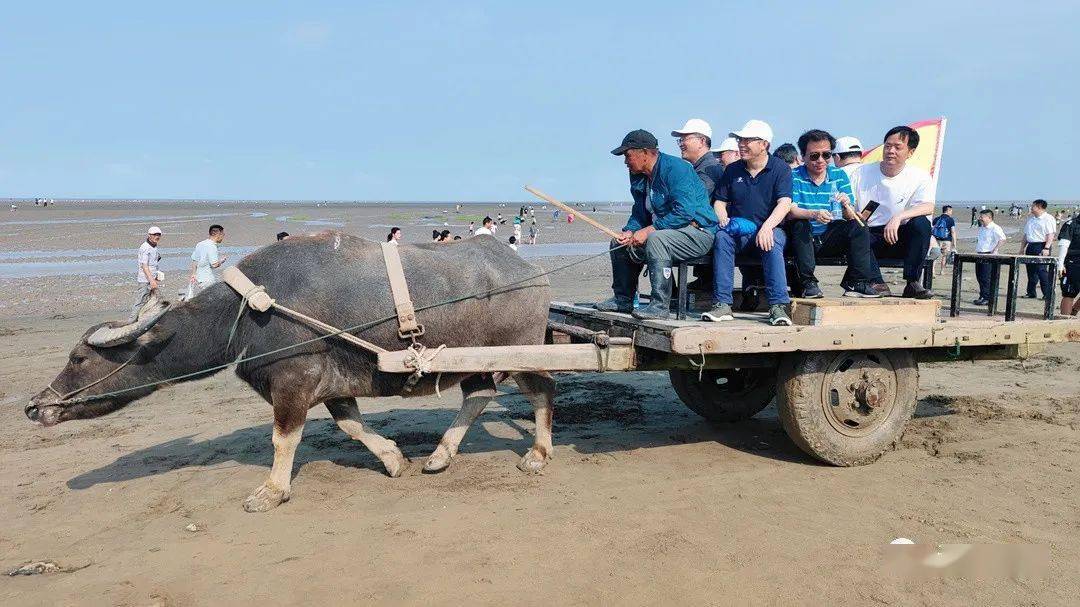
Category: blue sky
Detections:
[{"x1": 1, "y1": 1, "x2": 1076, "y2": 202}]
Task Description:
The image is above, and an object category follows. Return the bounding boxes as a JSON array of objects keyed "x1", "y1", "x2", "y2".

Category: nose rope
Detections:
[{"x1": 45, "y1": 352, "x2": 139, "y2": 406}]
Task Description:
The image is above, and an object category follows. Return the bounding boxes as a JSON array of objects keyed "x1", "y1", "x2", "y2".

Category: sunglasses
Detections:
[{"x1": 805, "y1": 152, "x2": 832, "y2": 161}]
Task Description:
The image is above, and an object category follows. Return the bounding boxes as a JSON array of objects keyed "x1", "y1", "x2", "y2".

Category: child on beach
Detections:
[{"x1": 973, "y1": 209, "x2": 1007, "y2": 306}]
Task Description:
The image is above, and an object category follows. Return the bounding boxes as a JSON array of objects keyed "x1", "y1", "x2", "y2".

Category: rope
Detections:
[
  {"x1": 227, "y1": 285, "x2": 268, "y2": 350},
  {"x1": 53, "y1": 243, "x2": 628, "y2": 406}
]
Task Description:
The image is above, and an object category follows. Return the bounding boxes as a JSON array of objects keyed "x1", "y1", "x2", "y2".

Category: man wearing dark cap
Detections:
[{"x1": 596, "y1": 129, "x2": 718, "y2": 320}]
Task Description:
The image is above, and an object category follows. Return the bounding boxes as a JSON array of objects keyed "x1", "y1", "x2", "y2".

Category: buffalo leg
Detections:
[
  {"x1": 424, "y1": 373, "x2": 498, "y2": 473},
  {"x1": 325, "y1": 398, "x2": 408, "y2": 478},
  {"x1": 243, "y1": 400, "x2": 308, "y2": 513},
  {"x1": 512, "y1": 371, "x2": 556, "y2": 474}
]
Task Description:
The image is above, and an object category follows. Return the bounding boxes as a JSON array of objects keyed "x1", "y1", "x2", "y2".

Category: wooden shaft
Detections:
[
  {"x1": 524, "y1": 186, "x2": 623, "y2": 240},
  {"x1": 272, "y1": 304, "x2": 389, "y2": 354}
]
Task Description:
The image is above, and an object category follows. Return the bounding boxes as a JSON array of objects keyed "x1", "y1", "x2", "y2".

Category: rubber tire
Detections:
[
  {"x1": 776, "y1": 350, "x2": 918, "y2": 466},
  {"x1": 668, "y1": 368, "x2": 777, "y2": 423}
]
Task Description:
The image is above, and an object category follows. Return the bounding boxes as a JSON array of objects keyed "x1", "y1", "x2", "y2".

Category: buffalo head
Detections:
[{"x1": 27, "y1": 295, "x2": 172, "y2": 426}]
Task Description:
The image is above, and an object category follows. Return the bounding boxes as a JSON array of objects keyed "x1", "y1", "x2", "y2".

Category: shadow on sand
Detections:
[{"x1": 70, "y1": 372, "x2": 943, "y2": 490}]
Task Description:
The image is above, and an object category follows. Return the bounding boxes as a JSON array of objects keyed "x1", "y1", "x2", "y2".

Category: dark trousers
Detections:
[
  {"x1": 975, "y1": 256, "x2": 993, "y2": 300},
  {"x1": 867, "y1": 215, "x2": 932, "y2": 282},
  {"x1": 785, "y1": 219, "x2": 882, "y2": 288},
  {"x1": 609, "y1": 226, "x2": 715, "y2": 301},
  {"x1": 1024, "y1": 241, "x2": 1052, "y2": 297}
]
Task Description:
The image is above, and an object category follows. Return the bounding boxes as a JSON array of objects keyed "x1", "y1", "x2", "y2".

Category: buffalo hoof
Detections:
[
  {"x1": 516, "y1": 448, "x2": 549, "y2": 475},
  {"x1": 381, "y1": 450, "x2": 409, "y2": 478},
  {"x1": 423, "y1": 445, "x2": 453, "y2": 474},
  {"x1": 242, "y1": 483, "x2": 290, "y2": 513}
]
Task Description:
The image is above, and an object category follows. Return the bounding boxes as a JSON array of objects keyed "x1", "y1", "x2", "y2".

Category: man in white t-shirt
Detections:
[
  {"x1": 850, "y1": 126, "x2": 936, "y2": 299},
  {"x1": 832, "y1": 136, "x2": 863, "y2": 180},
  {"x1": 189, "y1": 224, "x2": 227, "y2": 295},
  {"x1": 973, "y1": 209, "x2": 1007, "y2": 306},
  {"x1": 1018, "y1": 199, "x2": 1057, "y2": 298},
  {"x1": 473, "y1": 216, "x2": 495, "y2": 236},
  {"x1": 132, "y1": 226, "x2": 163, "y2": 320}
]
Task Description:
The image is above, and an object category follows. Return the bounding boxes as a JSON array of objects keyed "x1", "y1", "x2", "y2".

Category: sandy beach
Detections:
[{"x1": 1, "y1": 201, "x2": 1078, "y2": 606}]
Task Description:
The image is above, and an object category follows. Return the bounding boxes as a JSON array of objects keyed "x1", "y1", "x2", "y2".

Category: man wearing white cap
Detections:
[
  {"x1": 832, "y1": 136, "x2": 863, "y2": 179},
  {"x1": 673, "y1": 118, "x2": 724, "y2": 295},
  {"x1": 713, "y1": 137, "x2": 740, "y2": 169},
  {"x1": 703, "y1": 119, "x2": 794, "y2": 326},
  {"x1": 132, "y1": 226, "x2": 163, "y2": 320},
  {"x1": 672, "y1": 118, "x2": 723, "y2": 200}
]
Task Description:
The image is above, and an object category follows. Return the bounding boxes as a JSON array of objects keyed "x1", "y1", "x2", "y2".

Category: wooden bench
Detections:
[{"x1": 673, "y1": 255, "x2": 934, "y2": 320}]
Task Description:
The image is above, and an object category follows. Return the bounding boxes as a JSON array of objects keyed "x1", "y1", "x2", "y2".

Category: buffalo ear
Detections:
[{"x1": 136, "y1": 325, "x2": 174, "y2": 348}]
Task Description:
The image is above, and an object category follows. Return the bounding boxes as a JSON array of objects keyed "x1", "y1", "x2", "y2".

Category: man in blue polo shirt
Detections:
[
  {"x1": 785, "y1": 129, "x2": 882, "y2": 298},
  {"x1": 703, "y1": 119, "x2": 794, "y2": 326},
  {"x1": 596, "y1": 129, "x2": 718, "y2": 320}
]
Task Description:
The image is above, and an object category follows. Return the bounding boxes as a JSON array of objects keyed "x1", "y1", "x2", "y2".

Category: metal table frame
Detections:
[{"x1": 950, "y1": 253, "x2": 1057, "y2": 320}]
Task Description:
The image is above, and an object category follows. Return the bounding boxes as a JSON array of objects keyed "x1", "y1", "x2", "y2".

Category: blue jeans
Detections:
[{"x1": 712, "y1": 227, "x2": 790, "y2": 305}]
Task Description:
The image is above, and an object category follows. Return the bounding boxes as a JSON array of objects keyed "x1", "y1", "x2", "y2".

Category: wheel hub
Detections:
[{"x1": 820, "y1": 352, "x2": 898, "y2": 437}]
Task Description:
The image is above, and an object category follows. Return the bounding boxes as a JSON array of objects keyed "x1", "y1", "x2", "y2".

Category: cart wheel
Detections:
[
  {"x1": 777, "y1": 350, "x2": 918, "y2": 466},
  {"x1": 668, "y1": 368, "x2": 777, "y2": 422}
]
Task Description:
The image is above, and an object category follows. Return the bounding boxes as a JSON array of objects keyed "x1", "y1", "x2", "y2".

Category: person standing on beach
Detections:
[
  {"x1": 189, "y1": 224, "x2": 227, "y2": 295},
  {"x1": 1019, "y1": 199, "x2": 1056, "y2": 299},
  {"x1": 1057, "y1": 213, "x2": 1080, "y2": 315},
  {"x1": 468, "y1": 221, "x2": 475, "y2": 235},
  {"x1": 973, "y1": 209, "x2": 1007, "y2": 306},
  {"x1": 132, "y1": 226, "x2": 163, "y2": 320},
  {"x1": 474, "y1": 216, "x2": 495, "y2": 236},
  {"x1": 931, "y1": 205, "x2": 958, "y2": 276},
  {"x1": 970, "y1": 205, "x2": 979, "y2": 227},
  {"x1": 529, "y1": 221, "x2": 538, "y2": 245}
]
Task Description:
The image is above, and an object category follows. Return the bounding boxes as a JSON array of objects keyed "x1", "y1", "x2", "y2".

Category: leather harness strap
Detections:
[{"x1": 380, "y1": 242, "x2": 424, "y2": 339}]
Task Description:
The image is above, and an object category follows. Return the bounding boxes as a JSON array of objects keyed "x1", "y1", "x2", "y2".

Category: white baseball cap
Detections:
[
  {"x1": 729, "y1": 119, "x2": 773, "y2": 143},
  {"x1": 671, "y1": 118, "x2": 713, "y2": 140},
  {"x1": 147, "y1": 226, "x2": 162, "y2": 235},
  {"x1": 834, "y1": 136, "x2": 863, "y2": 154},
  {"x1": 712, "y1": 137, "x2": 739, "y2": 153}
]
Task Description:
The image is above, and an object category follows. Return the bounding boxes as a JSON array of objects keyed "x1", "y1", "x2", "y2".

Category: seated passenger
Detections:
[
  {"x1": 595, "y1": 129, "x2": 718, "y2": 320},
  {"x1": 849, "y1": 126, "x2": 935, "y2": 299},
  {"x1": 703, "y1": 119, "x2": 793, "y2": 326},
  {"x1": 784, "y1": 129, "x2": 882, "y2": 298}
]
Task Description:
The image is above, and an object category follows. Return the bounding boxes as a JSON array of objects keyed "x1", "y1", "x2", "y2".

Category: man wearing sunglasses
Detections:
[
  {"x1": 703, "y1": 119, "x2": 794, "y2": 326},
  {"x1": 784, "y1": 129, "x2": 882, "y2": 298},
  {"x1": 596, "y1": 129, "x2": 718, "y2": 320}
]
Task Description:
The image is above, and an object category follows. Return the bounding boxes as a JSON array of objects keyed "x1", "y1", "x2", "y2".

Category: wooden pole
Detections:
[{"x1": 524, "y1": 186, "x2": 623, "y2": 240}]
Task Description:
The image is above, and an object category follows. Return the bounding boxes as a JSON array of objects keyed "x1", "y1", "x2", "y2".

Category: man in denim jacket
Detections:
[{"x1": 596, "y1": 129, "x2": 718, "y2": 320}]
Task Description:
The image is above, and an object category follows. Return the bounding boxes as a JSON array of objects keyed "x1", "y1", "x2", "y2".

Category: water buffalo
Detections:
[{"x1": 27, "y1": 231, "x2": 555, "y2": 512}]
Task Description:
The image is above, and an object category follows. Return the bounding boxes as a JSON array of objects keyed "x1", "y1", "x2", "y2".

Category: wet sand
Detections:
[{"x1": 1, "y1": 202, "x2": 1078, "y2": 606}]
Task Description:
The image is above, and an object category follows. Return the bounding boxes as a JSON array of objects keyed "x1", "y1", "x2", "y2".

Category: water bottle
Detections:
[{"x1": 829, "y1": 182, "x2": 843, "y2": 222}]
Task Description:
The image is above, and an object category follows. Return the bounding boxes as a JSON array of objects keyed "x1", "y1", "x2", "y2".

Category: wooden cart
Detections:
[{"x1": 377, "y1": 301, "x2": 1080, "y2": 467}]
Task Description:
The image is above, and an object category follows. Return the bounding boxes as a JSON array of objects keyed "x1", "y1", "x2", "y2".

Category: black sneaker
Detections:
[
  {"x1": 972, "y1": 298, "x2": 990, "y2": 306},
  {"x1": 902, "y1": 281, "x2": 933, "y2": 300},
  {"x1": 801, "y1": 282, "x2": 823, "y2": 299},
  {"x1": 871, "y1": 282, "x2": 893, "y2": 297},
  {"x1": 843, "y1": 282, "x2": 883, "y2": 298}
]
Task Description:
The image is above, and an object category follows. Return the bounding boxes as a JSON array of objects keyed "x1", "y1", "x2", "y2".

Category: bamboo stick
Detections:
[{"x1": 524, "y1": 186, "x2": 623, "y2": 240}]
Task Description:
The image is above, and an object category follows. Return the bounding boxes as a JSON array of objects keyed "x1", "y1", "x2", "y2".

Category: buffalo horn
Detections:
[{"x1": 87, "y1": 296, "x2": 171, "y2": 347}]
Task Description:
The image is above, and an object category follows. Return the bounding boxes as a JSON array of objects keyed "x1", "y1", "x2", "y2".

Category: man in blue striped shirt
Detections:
[{"x1": 785, "y1": 129, "x2": 881, "y2": 298}]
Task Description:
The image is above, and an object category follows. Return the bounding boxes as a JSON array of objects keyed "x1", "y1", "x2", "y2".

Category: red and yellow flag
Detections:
[{"x1": 861, "y1": 117, "x2": 948, "y2": 185}]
